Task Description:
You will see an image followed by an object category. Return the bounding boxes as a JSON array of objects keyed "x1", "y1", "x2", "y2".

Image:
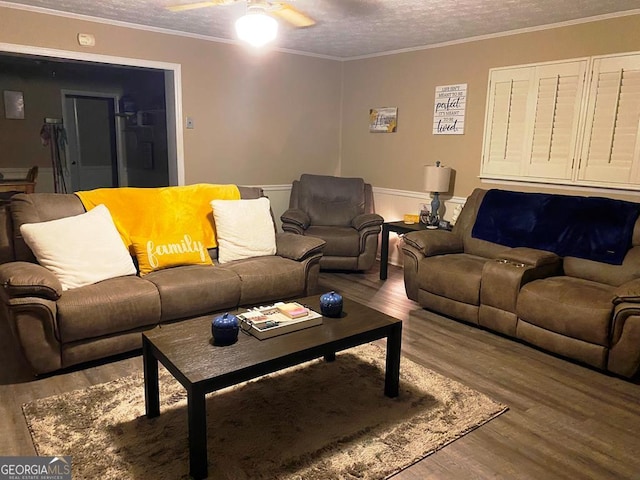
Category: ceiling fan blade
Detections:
[
  {"x1": 166, "y1": 0, "x2": 234, "y2": 12},
  {"x1": 270, "y1": 2, "x2": 316, "y2": 27}
]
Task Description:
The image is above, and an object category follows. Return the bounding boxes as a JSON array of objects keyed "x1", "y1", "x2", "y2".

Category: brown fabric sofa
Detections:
[
  {"x1": 280, "y1": 174, "x2": 384, "y2": 271},
  {"x1": 0, "y1": 186, "x2": 325, "y2": 375},
  {"x1": 402, "y1": 188, "x2": 640, "y2": 378}
]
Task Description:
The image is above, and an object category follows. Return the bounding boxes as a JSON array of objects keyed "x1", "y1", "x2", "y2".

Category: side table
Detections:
[{"x1": 380, "y1": 221, "x2": 430, "y2": 280}]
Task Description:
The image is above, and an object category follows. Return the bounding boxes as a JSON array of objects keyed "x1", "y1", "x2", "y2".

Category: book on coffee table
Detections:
[
  {"x1": 238, "y1": 302, "x2": 323, "y2": 340},
  {"x1": 277, "y1": 302, "x2": 309, "y2": 319}
]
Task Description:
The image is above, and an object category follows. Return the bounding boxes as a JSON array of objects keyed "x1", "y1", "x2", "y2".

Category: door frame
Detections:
[
  {"x1": 0, "y1": 42, "x2": 184, "y2": 186},
  {"x1": 61, "y1": 90, "x2": 125, "y2": 190}
]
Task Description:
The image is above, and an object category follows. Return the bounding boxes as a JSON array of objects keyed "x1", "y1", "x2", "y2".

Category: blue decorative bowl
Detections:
[
  {"x1": 320, "y1": 291, "x2": 343, "y2": 317},
  {"x1": 211, "y1": 312, "x2": 239, "y2": 346}
]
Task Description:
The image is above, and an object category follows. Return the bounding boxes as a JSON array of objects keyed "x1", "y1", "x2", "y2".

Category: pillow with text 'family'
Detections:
[
  {"x1": 19, "y1": 204, "x2": 137, "y2": 290},
  {"x1": 131, "y1": 234, "x2": 213, "y2": 275},
  {"x1": 211, "y1": 197, "x2": 277, "y2": 263}
]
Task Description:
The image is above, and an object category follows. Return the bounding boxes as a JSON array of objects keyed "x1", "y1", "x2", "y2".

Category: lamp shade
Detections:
[
  {"x1": 235, "y1": 11, "x2": 278, "y2": 47},
  {"x1": 424, "y1": 163, "x2": 451, "y2": 193}
]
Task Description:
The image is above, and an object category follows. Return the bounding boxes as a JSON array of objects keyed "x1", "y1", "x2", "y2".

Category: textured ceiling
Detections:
[{"x1": 4, "y1": 0, "x2": 640, "y2": 58}]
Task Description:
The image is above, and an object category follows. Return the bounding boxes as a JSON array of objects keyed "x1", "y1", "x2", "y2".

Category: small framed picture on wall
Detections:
[
  {"x1": 369, "y1": 107, "x2": 397, "y2": 133},
  {"x1": 4, "y1": 90, "x2": 25, "y2": 119}
]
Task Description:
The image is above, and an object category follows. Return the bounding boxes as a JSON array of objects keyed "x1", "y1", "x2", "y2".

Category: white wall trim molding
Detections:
[
  {"x1": 256, "y1": 184, "x2": 292, "y2": 193},
  {"x1": 16, "y1": 179, "x2": 469, "y2": 269},
  {"x1": 3, "y1": 2, "x2": 638, "y2": 62},
  {"x1": 373, "y1": 186, "x2": 466, "y2": 205},
  {"x1": 371, "y1": 187, "x2": 467, "y2": 269},
  {"x1": 481, "y1": 178, "x2": 640, "y2": 199},
  {"x1": 344, "y1": 10, "x2": 640, "y2": 60}
]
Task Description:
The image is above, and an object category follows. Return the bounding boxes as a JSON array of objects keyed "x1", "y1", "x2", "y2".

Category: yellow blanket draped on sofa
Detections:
[{"x1": 76, "y1": 184, "x2": 241, "y2": 250}]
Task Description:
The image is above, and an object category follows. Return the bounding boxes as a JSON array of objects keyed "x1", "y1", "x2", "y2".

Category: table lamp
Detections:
[{"x1": 424, "y1": 161, "x2": 452, "y2": 225}]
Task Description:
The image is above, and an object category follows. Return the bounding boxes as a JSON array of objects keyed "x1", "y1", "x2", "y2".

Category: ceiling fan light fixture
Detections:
[{"x1": 235, "y1": 10, "x2": 278, "y2": 47}]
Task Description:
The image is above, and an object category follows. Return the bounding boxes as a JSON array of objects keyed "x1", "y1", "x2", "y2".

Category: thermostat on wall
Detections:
[{"x1": 77, "y1": 33, "x2": 95, "y2": 47}]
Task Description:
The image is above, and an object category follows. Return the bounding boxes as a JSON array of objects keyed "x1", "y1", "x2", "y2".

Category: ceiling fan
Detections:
[{"x1": 165, "y1": 0, "x2": 316, "y2": 28}]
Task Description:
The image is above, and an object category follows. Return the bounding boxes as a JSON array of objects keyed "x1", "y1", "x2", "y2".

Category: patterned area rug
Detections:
[{"x1": 23, "y1": 343, "x2": 507, "y2": 480}]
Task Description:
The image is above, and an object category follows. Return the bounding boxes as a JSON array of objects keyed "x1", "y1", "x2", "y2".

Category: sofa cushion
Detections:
[
  {"x1": 131, "y1": 233, "x2": 213, "y2": 275},
  {"x1": 563, "y1": 246, "x2": 640, "y2": 287},
  {"x1": 419, "y1": 253, "x2": 488, "y2": 306},
  {"x1": 211, "y1": 197, "x2": 277, "y2": 264},
  {"x1": 57, "y1": 275, "x2": 160, "y2": 343},
  {"x1": 454, "y1": 188, "x2": 513, "y2": 259},
  {"x1": 517, "y1": 276, "x2": 616, "y2": 346},
  {"x1": 305, "y1": 226, "x2": 360, "y2": 257},
  {"x1": 298, "y1": 174, "x2": 365, "y2": 227},
  {"x1": 19, "y1": 204, "x2": 136, "y2": 291},
  {"x1": 144, "y1": 264, "x2": 241, "y2": 321},
  {"x1": 516, "y1": 320, "x2": 608, "y2": 369},
  {"x1": 222, "y1": 256, "x2": 305, "y2": 306},
  {"x1": 472, "y1": 190, "x2": 640, "y2": 265},
  {"x1": 76, "y1": 184, "x2": 241, "y2": 250},
  {"x1": 463, "y1": 236, "x2": 511, "y2": 260}
]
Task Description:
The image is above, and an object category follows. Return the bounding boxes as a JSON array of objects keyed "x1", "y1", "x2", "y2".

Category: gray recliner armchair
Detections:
[{"x1": 280, "y1": 174, "x2": 384, "y2": 271}]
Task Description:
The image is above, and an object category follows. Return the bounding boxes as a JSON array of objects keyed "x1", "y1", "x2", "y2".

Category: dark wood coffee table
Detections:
[{"x1": 142, "y1": 294, "x2": 402, "y2": 479}]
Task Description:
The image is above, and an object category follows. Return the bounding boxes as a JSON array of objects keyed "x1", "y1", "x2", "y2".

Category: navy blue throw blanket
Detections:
[{"x1": 471, "y1": 190, "x2": 640, "y2": 265}]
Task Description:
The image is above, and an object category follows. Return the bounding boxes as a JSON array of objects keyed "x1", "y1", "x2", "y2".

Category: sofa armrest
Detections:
[
  {"x1": 608, "y1": 304, "x2": 640, "y2": 377},
  {"x1": 402, "y1": 230, "x2": 464, "y2": 257},
  {"x1": 352, "y1": 213, "x2": 384, "y2": 231},
  {"x1": 3, "y1": 296, "x2": 62, "y2": 374},
  {"x1": 613, "y1": 278, "x2": 640, "y2": 305},
  {"x1": 280, "y1": 208, "x2": 310, "y2": 230},
  {"x1": 276, "y1": 232, "x2": 325, "y2": 261},
  {"x1": 0, "y1": 262, "x2": 62, "y2": 301},
  {"x1": 496, "y1": 247, "x2": 560, "y2": 267}
]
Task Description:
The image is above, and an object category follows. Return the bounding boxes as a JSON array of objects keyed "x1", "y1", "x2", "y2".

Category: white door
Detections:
[{"x1": 63, "y1": 93, "x2": 121, "y2": 192}]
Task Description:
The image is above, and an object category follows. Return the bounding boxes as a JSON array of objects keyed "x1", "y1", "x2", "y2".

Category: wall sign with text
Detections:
[
  {"x1": 369, "y1": 107, "x2": 398, "y2": 133},
  {"x1": 432, "y1": 84, "x2": 467, "y2": 135}
]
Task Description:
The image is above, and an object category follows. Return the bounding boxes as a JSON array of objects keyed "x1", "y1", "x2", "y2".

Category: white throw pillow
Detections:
[
  {"x1": 211, "y1": 197, "x2": 277, "y2": 264},
  {"x1": 20, "y1": 204, "x2": 137, "y2": 290}
]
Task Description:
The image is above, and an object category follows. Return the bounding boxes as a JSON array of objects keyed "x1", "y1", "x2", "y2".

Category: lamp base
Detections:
[
  {"x1": 420, "y1": 203, "x2": 439, "y2": 226},
  {"x1": 430, "y1": 192, "x2": 441, "y2": 225},
  {"x1": 419, "y1": 203, "x2": 430, "y2": 225}
]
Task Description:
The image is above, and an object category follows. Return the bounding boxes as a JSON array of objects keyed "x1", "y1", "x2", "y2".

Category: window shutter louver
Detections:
[
  {"x1": 526, "y1": 62, "x2": 586, "y2": 179},
  {"x1": 579, "y1": 55, "x2": 640, "y2": 184},
  {"x1": 482, "y1": 68, "x2": 531, "y2": 176}
]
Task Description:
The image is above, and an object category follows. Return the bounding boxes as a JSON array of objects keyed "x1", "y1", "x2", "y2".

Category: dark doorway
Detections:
[
  {"x1": 64, "y1": 94, "x2": 119, "y2": 190},
  {"x1": 0, "y1": 52, "x2": 174, "y2": 191}
]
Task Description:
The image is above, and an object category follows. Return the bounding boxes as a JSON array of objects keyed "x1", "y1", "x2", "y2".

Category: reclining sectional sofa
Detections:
[
  {"x1": 0, "y1": 186, "x2": 325, "y2": 375},
  {"x1": 402, "y1": 188, "x2": 640, "y2": 378}
]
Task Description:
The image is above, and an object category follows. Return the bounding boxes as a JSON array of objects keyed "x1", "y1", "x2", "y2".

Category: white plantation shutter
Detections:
[
  {"x1": 482, "y1": 60, "x2": 586, "y2": 180},
  {"x1": 579, "y1": 54, "x2": 640, "y2": 185},
  {"x1": 526, "y1": 61, "x2": 587, "y2": 179},
  {"x1": 482, "y1": 53, "x2": 640, "y2": 190},
  {"x1": 482, "y1": 67, "x2": 532, "y2": 176}
]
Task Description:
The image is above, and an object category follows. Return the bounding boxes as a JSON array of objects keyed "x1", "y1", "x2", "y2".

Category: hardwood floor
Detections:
[{"x1": 1, "y1": 263, "x2": 639, "y2": 478}]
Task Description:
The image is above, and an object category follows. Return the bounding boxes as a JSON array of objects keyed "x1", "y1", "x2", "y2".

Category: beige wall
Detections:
[
  {"x1": 0, "y1": 70, "x2": 133, "y2": 172},
  {"x1": 0, "y1": 6, "x2": 342, "y2": 186},
  {"x1": 0, "y1": 75, "x2": 56, "y2": 170},
  {"x1": 2, "y1": 6, "x2": 640, "y2": 203},
  {"x1": 341, "y1": 14, "x2": 640, "y2": 202}
]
